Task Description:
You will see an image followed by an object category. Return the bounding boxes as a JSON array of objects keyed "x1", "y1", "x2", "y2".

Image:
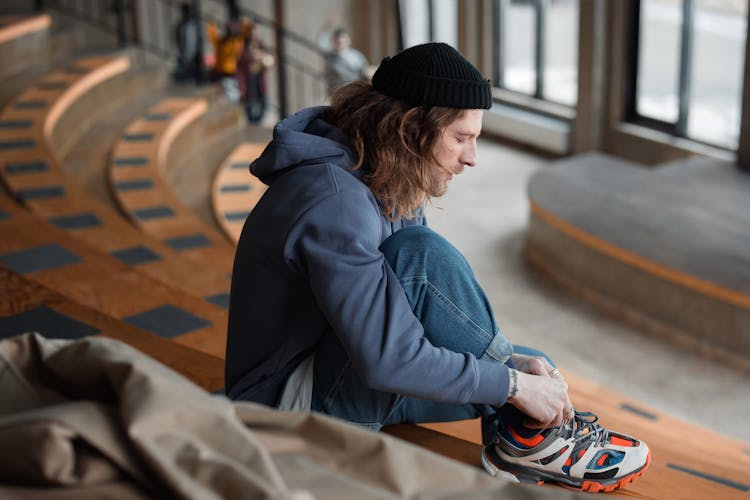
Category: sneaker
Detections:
[{"x1": 481, "y1": 411, "x2": 651, "y2": 493}]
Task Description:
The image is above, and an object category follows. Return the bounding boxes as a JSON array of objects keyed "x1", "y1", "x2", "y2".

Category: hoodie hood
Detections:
[{"x1": 250, "y1": 106, "x2": 358, "y2": 185}]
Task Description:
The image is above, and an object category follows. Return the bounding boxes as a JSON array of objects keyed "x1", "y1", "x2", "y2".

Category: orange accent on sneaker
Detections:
[
  {"x1": 577, "y1": 450, "x2": 652, "y2": 493},
  {"x1": 597, "y1": 453, "x2": 608, "y2": 467},
  {"x1": 610, "y1": 435, "x2": 635, "y2": 447},
  {"x1": 508, "y1": 426, "x2": 545, "y2": 447}
]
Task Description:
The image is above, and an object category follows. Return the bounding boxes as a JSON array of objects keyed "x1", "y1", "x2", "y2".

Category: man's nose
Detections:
[{"x1": 462, "y1": 143, "x2": 477, "y2": 167}]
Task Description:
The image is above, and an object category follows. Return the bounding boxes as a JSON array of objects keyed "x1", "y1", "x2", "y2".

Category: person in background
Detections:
[
  {"x1": 226, "y1": 0, "x2": 240, "y2": 21},
  {"x1": 237, "y1": 22, "x2": 275, "y2": 124},
  {"x1": 317, "y1": 14, "x2": 370, "y2": 95},
  {"x1": 226, "y1": 42, "x2": 651, "y2": 493},
  {"x1": 207, "y1": 18, "x2": 250, "y2": 102},
  {"x1": 173, "y1": 2, "x2": 202, "y2": 84}
]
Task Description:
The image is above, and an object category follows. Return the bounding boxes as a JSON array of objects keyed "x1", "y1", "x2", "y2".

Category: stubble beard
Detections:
[
  {"x1": 428, "y1": 163, "x2": 461, "y2": 198},
  {"x1": 427, "y1": 169, "x2": 449, "y2": 198}
]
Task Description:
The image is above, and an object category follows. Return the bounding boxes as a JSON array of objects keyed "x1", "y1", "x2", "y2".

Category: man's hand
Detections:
[
  {"x1": 508, "y1": 354, "x2": 574, "y2": 428},
  {"x1": 511, "y1": 352, "x2": 554, "y2": 377}
]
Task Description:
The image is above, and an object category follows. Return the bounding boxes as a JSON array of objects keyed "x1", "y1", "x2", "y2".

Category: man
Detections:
[
  {"x1": 318, "y1": 25, "x2": 370, "y2": 94},
  {"x1": 237, "y1": 22, "x2": 274, "y2": 123},
  {"x1": 207, "y1": 18, "x2": 250, "y2": 103},
  {"x1": 226, "y1": 42, "x2": 650, "y2": 492},
  {"x1": 173, "y1": 2, "x2": 201, "y2": 84}
]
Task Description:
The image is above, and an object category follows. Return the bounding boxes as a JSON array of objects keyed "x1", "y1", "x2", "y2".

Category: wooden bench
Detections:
[
  {"x1": 108, "y1": 97, "x2": 236, "y2": 272},
  {"x1": 386, "y1": 369, "x2": 750, "y2": 498},
  {"x1": 0, "y1": 265, "x2": 224, "y2": 393},
  {"x1": 4, "y1": 190, "x2": 746, "y2": 498},
  {"x1": 0, "y1": 194, "x2": 228, "y2": 358},
  {"x1": 0, "y1": 55, "x2": 232, "y2": 307},
  {"x1": 210, "y1": 142, "x2": 267, "y2": 243},
  {"x1": 6, "y1": 243, "x2": 747, "y2": 499}
]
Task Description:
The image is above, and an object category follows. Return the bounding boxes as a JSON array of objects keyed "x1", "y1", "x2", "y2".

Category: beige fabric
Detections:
[{"x1": 0, "y1": 333, "x2": 588, "y2": 499}]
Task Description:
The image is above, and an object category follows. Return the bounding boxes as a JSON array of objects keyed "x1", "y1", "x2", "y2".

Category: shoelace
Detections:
[
  {"x1": 565, "y1": 410, "x2": 610, "y2": 447},
  {"x1": 489, "y1": 409, "x2": 609, "y2": 447}
]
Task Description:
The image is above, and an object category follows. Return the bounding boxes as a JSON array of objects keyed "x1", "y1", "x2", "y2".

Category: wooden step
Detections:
[
  {"x1": 211, "y1": 142, "x2": 267, "y2": 243},
  {"x1": 0, "y1": 29, "x2": 83, "y2": 108},
  {"x1": 0, "y1": 14, "x2": 52, "y2": 79},
  {"x1": 108, "y1": 97, "x2": 236, "y2": 273},
  {"x1": 60, "y1": 64, "x2": 169, "y2": 210},
  {"x1": 165, "y1": 106, "x2": 250, "y2": 232},
  {"x1": 0, "y1": 195, "x2": 228, "y2": 359},
  {"x1": 0, "y1": 265, "x2": 224, "y2": 392},
  {"x1": 0, "y1": 54, "x2": 232, "y2": 306}
]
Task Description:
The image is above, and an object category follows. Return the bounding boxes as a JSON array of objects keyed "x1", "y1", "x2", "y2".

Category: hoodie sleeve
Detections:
[{"x1": 285, "y1": 189, "x2": 509, "y2": 406}]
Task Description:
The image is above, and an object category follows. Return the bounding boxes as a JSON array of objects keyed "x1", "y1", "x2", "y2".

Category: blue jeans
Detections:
[{"x1": 311, "y1": 225, "x2": 550, "y2": 444}]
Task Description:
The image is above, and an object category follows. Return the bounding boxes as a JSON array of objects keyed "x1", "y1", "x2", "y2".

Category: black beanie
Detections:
[{"x1": 372, "y1": 42, "x2": 492, "y2": 109}]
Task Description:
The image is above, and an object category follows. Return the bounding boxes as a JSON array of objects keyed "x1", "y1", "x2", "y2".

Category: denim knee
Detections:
[
  {"x1": 380, "y1": 225, "x2": 470, "y2": 277},
  {"x1": 379, "y1": 225, "x2": 510, "y2": 361}
]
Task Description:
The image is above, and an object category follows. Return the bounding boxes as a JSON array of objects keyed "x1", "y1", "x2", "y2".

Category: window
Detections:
[
  {"x1": 688, "y1": 0, "x2": 746, "y2": 147},
  {"x1": 398, "y1": 0, "x2": 457, "y2": 49},
  {"x1": 631, "y1": 0, "x2": 747, "y2": 149},
  {"x1": 494, "y1": 0, "x2": 579, "y2": 106}
]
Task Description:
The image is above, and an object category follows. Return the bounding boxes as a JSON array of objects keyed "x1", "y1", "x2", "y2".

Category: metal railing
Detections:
[{"x1": 37, "y1": 0, "x2": 329, "y2": 118}]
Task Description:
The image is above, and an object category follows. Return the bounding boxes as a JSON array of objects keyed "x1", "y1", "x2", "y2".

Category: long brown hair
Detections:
[{"x1": 324, "y1": 81, "x2": 463, "y2": 220}]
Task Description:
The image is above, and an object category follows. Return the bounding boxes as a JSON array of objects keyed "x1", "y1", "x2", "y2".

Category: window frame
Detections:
[
  {"x1": 624, "y1": 0, "x2": 746, "y2": 152},
  {"x1": 492, "y1": 0, "x2": 578, "y2": 115}
]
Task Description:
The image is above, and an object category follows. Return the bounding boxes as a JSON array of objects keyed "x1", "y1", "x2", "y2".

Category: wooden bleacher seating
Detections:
[
  {"x1": 108, "y1": 97, "x2": 236, "y2": 273},
  {"x1": 0, "y1": 54, "x2": 232, "y2": 308},
  {"x1": 0, "y1": 13, "x2": 52, "y2": 80},
  {"x1": 0, "y1": 265, "x2": 224, "y2": 393},
  {"x1": 0, "y1": 13, "x2": 50, "y2": 42},
  {"x1": 2, "y1": 14, "x2": 748, "y2": 500},
  {"x1": 0, "y1": 193, "x2": 227, "y2": 359},
  {"x1": 0, "y1": 14, "x2": 106, "y2": 111},
  {"x1": 211, "y1": 141, "x2": 267, "y2": 243},
  {"x1": 5, "y1": 180, "x2": 747, "y2": 498}
]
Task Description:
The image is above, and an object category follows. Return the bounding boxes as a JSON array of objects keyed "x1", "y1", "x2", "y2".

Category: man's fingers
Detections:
[
  {"x1": 538, "y1": 357, "x2": 554, "y2": 372},
  {"x1": 523, "y1": 417, "x2": 550, "y2": 429},
  {"x1": 564, "y1": 405, "x2": 575, "y2": 422},
  {"x1": 549, "y1": 367, "x2": 564, "y2": 380},
  {"x1": 533, "y1": 358, "x2": 555, "y2": 377}
]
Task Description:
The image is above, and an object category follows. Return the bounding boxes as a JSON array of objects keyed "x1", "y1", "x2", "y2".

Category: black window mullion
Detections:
[
  {"x1": 628, "y1": 0, "x2": 679, "y2": 134},
  {"x1": 676, "y1": 0, "x2": 695, "y2": 136},
  {"x1": 493, "y1": 0, "x2": 507, "y2": 87},
  {"x1": 623, "y1": 0, "x2": 641, "y2": 122},
  {"x1": 535, "y1": 0, "x2": 548, "y2": 99},
  {"x1": 428, "y1": 0, "x2": 435, "y2": 42},
  {"x1": 395, "y1": 0, "x2": 404, "y2": 51}
]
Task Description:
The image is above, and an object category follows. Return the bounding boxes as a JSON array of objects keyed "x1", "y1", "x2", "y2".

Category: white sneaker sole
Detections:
[{"x1": 480, "y1": 446, "x2": 520, "y2": 483}]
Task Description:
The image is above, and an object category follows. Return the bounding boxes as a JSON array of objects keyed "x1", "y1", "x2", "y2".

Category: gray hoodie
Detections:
[{"x1": 225, "y1": 106, "x2": 509, "y2": 408}]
